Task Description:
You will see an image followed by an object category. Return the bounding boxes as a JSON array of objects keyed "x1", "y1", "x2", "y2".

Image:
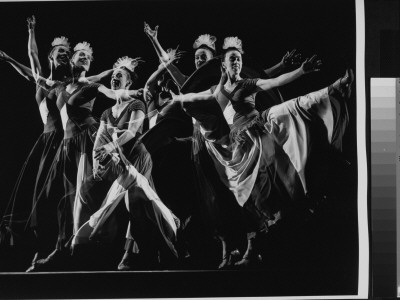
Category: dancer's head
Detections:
[
  {"x1": 71, "y1": 41, "x2": 93, "y2": 72},
  {"x1": 111, "y1": 56, "x2": 141, "y2": 90},
  {"x1": 193, "y1": 34, "x2": 216, "y2": 69},
  {"x1": 48, "y1": 36, "x2": 71, "y2": 69},
  {"x1": 221, "y1": 36, "x2": 244, "y2": 77}
]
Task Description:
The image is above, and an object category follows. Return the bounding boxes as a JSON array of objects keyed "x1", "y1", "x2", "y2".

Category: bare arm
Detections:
[
  {"x1": 264, "y1": 49, "x2": 302, "y2": 77},
  {"x1": 257, "y1": 55, "x2": 322, "y2": 91},
  {"x1": 85, "y1": 68, "x2": 114, "y2": 83},
  {"x1": 144, "y1": 23, "x2": 188, "y2": 88},
  {"x1": 27, "y1": 16, "x2": 42, "y2": 79},
  {"x1": 172, "y1": 89, "x2": 214, "y2": 103},
  {"x1": 144, "y1": 22, "x2": 170, "y2": 63},
  {"x1": 97, "y1": 85, "x2": 143, "y2": 102},
  {"x1": 0, "y1": 50, "x2": 34, "y2": 81}
]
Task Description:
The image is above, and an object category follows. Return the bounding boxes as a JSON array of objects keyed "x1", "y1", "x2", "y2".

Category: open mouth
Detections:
[
  {"x1": 79, "y1": 58, "x2": 89, "y2": 65},
  {"x1": 197, "y1": 61, "x2": 205, "y2": 67},
  {"x1": 111, "y1": 79, "x2": 121, "y2": 89}
]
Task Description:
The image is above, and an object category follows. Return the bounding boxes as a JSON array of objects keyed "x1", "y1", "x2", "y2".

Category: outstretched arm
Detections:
[
  {"x1": 27, "y1": 15, "x2": 42, "y2": 79},
  {"x1": 256, "y1": 55, "x2": 322, "y2": 91},
  {"x1": 0, "y1": 50, "x2": 55, "y2": 91},
  {"x1": 171, "y1": 89, "x2": 214, "y2": 103},
  {"x1": 0, "y1": 50, "x2": 34, "y2": 81},
  {"x1": 97, "y1": 85, "x2": 144, "y2": 102},
  {"x1": 144, "y1": 23, "x2": 187, "y2": 87},
  {"x1": 144, "y1": 48, "x2": 184, "y2": 103},
  {"x1": 85, "y1": 68, "x2": 115, "y2": 83},
  {"x1": 264, "y1": 49, "x2": 302, "y2": 78}
]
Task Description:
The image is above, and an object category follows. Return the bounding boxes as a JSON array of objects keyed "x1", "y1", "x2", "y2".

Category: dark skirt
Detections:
[
  {"x1": 0, "y1": 129, "x2": 63, "y2": 250},
  {"x1": 49, "y1": 124, "x2": 99, "y2": 250}
]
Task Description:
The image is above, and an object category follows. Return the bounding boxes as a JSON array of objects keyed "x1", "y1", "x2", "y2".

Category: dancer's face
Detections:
[
  {"x1": 111, "y1": 68, "x2": 131, "y2": 90},
  {"x1": 194, "y1": 48, "x2": 213, "y2": 69},
  {"x1": 223, "y1": 50, "x2": 242, "y2": 76},
  {"x1": 71, "y1": 50, "x2": 92, "y2": 72},
  {"x1": 50, "y1": 46, "x2": 70, "y2": 68}
]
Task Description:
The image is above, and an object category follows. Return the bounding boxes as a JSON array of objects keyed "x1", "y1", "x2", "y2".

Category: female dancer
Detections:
[
  {"x1": 143, "y1": 24, "x2": 304, "y2": 268},
  {"x1": 171, "y1": 36, "x2": 353, "y2": 267},
  {"x1": 72, "y1": 56, "x2": 179, "y2": 270},
  {"x1": 26, "y1": 41, "x2": 143, "y2": 272},
  {"x1": 0, "y1": 15, "x2": 71, "y2": 268}
]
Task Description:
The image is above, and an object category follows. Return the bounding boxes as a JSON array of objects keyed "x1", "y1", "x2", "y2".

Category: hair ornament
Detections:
[
  {"x1": 51, "y1": 36, "x2": 70, "y2": 50},
  {"x1": 73, "y1": 41, "x2": 93, "y2": 56},
  {"x1": 113, "y1": 56, "x2": 144, "y2": 72},
  {"x1": 193, "y1": 34, "x2": 217, "y2": 51},
  {"x1": 222, "y1": 36, "x2": 244, "y2": 54}
]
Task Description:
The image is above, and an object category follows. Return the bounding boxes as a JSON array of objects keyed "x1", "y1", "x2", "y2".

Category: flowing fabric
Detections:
[
  {"x1": 1, "y1": 84, "x2": 64, "y2": 251},
  {"x1": 187, "y1": 78, "x2": 349, "y2": 232},
  {"x1": 73, "y1": 99, "x2": 179, "y2": 258},
  {"x1": 39, "y1": 82, "x2": 102, "y2": 250}
]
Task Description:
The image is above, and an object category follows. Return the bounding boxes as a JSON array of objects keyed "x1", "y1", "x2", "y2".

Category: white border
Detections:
[
  {"x1": 0, "y1": 0, "x2": 370, "y2": 298},
  {"x1": 355, "y1": 0, "x2": 369, "y2": 298}
]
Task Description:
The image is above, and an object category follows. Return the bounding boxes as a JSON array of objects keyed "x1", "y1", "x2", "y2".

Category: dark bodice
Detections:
[
  {"x1": 57, "y1": 82, "x2": 101, "y2": 138},
  {"x1": 220, "y1": 78, "x2": 259, "y2": 122},
  {"x1": 101, "y1": 99, "x2": 146, "y2": 150},
  {"x1": 35, "y1": 83, "x2": 64, "y2": 133}
]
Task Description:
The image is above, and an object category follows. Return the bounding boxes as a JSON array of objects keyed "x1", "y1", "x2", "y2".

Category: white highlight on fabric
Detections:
[
  {"x1": 205, "y1": 131, "x2": 262, "y2": 207},
  {"x1": 223, "y1": 102, "x2": 235, "y2": 125},
  {"x1": 39, "y1": 98, "x2": 49, "y2": 125},
  {"x1": 60, "y1": 104, "x2": 68, "y2": 130}
]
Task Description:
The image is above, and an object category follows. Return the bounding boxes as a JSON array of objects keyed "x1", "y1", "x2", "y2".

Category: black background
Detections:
[{"x1": 0, "y1": 0, "x2": 368, "y2": 298}]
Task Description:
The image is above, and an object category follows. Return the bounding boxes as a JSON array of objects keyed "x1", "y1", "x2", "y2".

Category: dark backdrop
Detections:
[{"x1": 0, "y1": 0, "x2": 358, "y2": 298}]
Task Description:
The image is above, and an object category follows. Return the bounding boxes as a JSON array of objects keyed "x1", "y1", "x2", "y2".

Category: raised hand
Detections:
[
  {"x1": 282, "y1": 49, "x2": 302, "y2": 69},
  {"x1": 301, "y1": 55, "x2": 322, "y2": 74},
  {"x1": 27, "y1": 15, "x2": 36, "y2": 30},
  {"x1": 144, "y1": 22, "x2": 159, "y2": 40},
  {"x1": 166, "y1": 47, "x2": 185, "y2": 64},
  {"x1": 0, "y1": 50, "x2": 10, "y2": 61}
]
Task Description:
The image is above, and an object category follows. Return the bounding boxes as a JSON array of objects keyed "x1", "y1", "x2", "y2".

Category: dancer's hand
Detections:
[
  {"x1": 130, "y1": 88, "x2": 144, "y2": 100},
  {"x1": 170, "y1": 90, "x2": 183, "y2": 103},
  {"x1": 27, "y1": 15, "x2": 36, "y2": 30},
  {"x1": 282, "y1": 49, "x2": 302, "y2": 69},
  {"x1": 301, "y1": 55, "x2": 322, "y2": 74},
  {"x1": 94, "y1": 142, "x2": 116, "y2": 160},
  {"x1": 0, "y1": 50, "x2": 10, "y2": 61},
  {"x1": 144, "y1": 22, "x2": 158, "y2": 40},
  {"x1": 166, "y1": 47, "x2": 185, "y2": 64},
  {"x1": 93, "y1": 161, "x2": 105, "y2": 180}
]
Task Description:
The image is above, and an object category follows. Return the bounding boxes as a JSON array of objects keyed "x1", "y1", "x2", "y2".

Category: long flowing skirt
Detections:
[
  {"x1": 193, "y1": 86, "x2": 349, "y2": 232},
  {"x1": 73, "y1": 142, "x2": 179, "y2": 259},
  {"x1": 0, "y1": 129, "x2": 63, "y2": 250},
  {"x1": 46, "y1": 124, "x2": 99, "y2": 250}
]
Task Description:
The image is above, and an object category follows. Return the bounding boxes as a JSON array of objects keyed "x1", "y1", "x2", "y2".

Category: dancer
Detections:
[
  {"x1": 172, "y1": 36, "x2": 353, "y2": 267},
  {"x1": 0, "y1": 15, "x2": 71, "y2": 269},
  {"x1": 26, "y1": 42, "x2": 143, "y2": 272},
  {"x1": 142, "y1": 24, "x2": 301, "y2": 268},
  {"x1": 71, "y1": 56, "x2": 179, "y2": 270}
]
